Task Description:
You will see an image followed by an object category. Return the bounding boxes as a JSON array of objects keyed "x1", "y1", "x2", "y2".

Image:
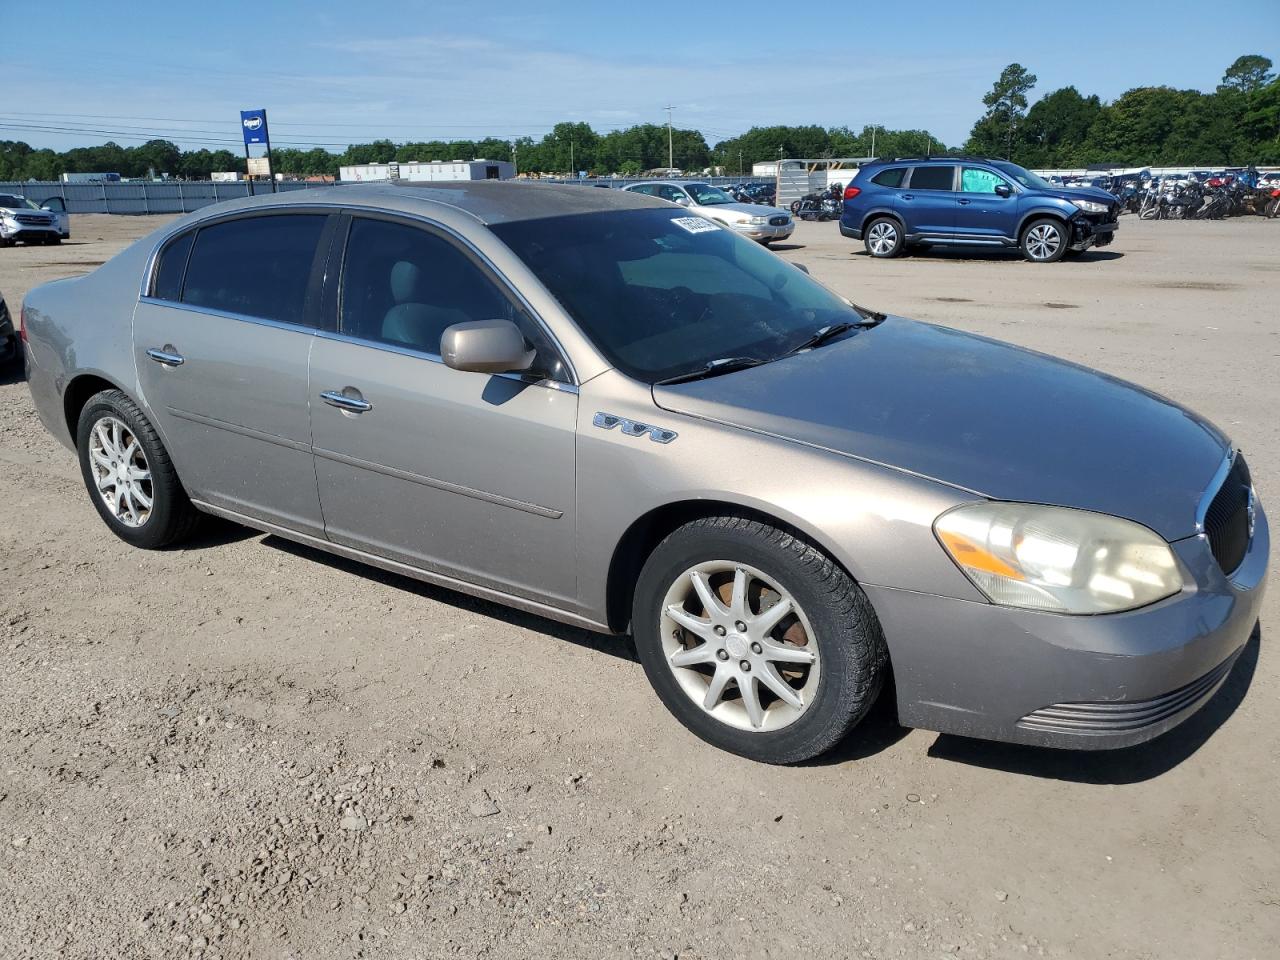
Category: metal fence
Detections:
[
  {"x1": 0, "y1": 176, "x2": 775, "y2": 215},
  {"x1": 0, "y1": 180, "x2": 334, "y2": 215}
]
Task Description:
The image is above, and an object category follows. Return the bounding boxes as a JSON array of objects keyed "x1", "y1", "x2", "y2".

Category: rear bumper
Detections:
[
  {"x1": 865, "y1": 499, "x2": 1267, "y2": 750},
  {"x1": 839, "y1": 220, "x2": 862, "y2": 240}
]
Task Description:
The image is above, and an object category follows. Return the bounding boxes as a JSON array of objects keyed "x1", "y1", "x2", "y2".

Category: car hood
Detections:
[
  {"x1": 652, "y1": 317, "x2": 1229, "y2": 540},
  {"x1": 696, "y1": 202, "x2": 787, "y2": 220},
  {"x1": 1041, "y1": 186, "x2": 1117, "y2": 206}
]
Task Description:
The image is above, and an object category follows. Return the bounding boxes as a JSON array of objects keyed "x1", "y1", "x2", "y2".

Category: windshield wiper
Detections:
[
  {"x1": 783, "y1": 321, "x2": 858, "y2": 356},
  {"x1": 654, "y1": 356, "x2": 767, "y2": 385},
  {"x1": 849, "y1": 302, "x2": 887, "y2": 324}
]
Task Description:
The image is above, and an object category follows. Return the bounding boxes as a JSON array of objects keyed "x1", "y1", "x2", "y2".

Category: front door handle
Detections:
[
  {"x1": 146, "y1": 347, "x2": 185, "y2": 366},
  {"x1": 901, "y1": 194, "x2": 914, "y2": 200},
  {"x1": 958, "y1": 198, "x2": 972, "y2": 205},
  {"x1": 320, "y1": 389, "x2": 372, "y2": 413}
]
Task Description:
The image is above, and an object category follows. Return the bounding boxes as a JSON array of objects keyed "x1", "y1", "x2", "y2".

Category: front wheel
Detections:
[
  {"x1": 76, "y1": 389, "x2": 201, "y2": 549},
  {"x1": 1020, "y1": 218, "x2": 1068, "y2": 263},
  {"x1": 863, "y1": 217, "x2": 903, "y2": 258},
  {"x1": 632, "y1": 516, "x2": 887, "y2": 764}
]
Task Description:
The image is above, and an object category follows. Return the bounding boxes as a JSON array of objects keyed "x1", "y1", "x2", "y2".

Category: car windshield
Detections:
[
  {"x1": 491, "y1": 208, "x2": 861, "y2": 383},
  {"x1": 684, "y1": 183, "x2": 735, "y2": 205},
  {"x1": 0, "y1": 195, "x2": 39, "y2": 210},
  {"x1": 991, "y1": 162, "x2": 1053, "y2": 191}
]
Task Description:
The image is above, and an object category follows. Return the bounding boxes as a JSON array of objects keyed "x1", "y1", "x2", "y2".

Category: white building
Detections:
[{"x1": 339, "y1": 160, "x2": 515, "y2": 183}]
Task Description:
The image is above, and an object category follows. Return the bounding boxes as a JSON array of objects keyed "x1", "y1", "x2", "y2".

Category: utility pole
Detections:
[
  {"x1": 870, "y1": 125, "x2": 877, "y2": 158},
  {"x1": 664, "y1": 104, "x2": 676, "y2": 171},
  {"x1": 738, "y1": 149, "x2": 743, "y2": 176},
  {"x1": 512, "y1": 141, "x2": 517, "y2": 176}
]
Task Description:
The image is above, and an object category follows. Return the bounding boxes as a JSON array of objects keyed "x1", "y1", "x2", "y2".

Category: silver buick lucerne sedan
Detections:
[{"x1": 21, "y1": 182, "x2": 1266, "y2": 763}]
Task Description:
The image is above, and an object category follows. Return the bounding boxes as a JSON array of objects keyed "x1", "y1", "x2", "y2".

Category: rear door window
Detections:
[
  {"x1": 181, "y1": 214, "x2": 328, "y2": 326},
  {"x1": 870, "y1": 167, "x2": 906, "y2": 188},
  {"x1": 150, "y1": 230, "x2": 195, "y2": 301},
  {"x1": 906, "y1": 166, "x2": 956, "y2": 191}
]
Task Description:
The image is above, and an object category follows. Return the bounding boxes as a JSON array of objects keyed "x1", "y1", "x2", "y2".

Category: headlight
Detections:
[
  {"x1": 1071, "y1": 199, "x2": 1109, "y2": 214},
  {"x1": 934, "y1": 502, "x2": 1183, "y2": 614},
  {"x1": 747, "y1": 215, "x2": 770, "y2": 225}
]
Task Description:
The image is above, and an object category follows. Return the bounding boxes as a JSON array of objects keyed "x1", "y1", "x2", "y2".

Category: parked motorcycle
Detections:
[{"x1": 790, "y1": 183, "x2": 843, "y2": 221}]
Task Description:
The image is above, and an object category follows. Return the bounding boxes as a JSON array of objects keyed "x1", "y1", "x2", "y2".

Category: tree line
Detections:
[{"x1": 1, "y1": 53, "x2": 1275, "y2": 182}]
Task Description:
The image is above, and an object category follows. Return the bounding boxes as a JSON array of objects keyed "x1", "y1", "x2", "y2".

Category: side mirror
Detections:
[
  {"x1": 41, "y1": 197, "x2": 66, "y2": 212},
  {"x1": 993, "y1": 183, "x2": 1013, "y2": 198},
  {"x1": 792, "y1": 262, "x2": 810, "y2": 274},
  {"x1": 673, "y1": 194, "x2": 691, "y2": 206},
  {"x1": 441, "y1": 319, "x2": 535, "y2": 375}
]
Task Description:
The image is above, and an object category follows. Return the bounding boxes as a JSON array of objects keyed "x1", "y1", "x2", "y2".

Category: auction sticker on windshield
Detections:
[{"x1": 671, "y1": 216, "x2": 720, "y2": 235}]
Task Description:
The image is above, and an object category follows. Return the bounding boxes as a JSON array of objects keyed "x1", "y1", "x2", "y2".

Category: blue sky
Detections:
[{"x1": 3, "y1": 0, "x2": 1274, "y2": 152}]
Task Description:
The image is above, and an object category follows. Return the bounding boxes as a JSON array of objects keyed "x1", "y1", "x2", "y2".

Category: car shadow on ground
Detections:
[
  {"x1": 924, "y1": 624, "x2": 1261, "y2": 784},
  {"x1": 851, "y1": 248, "x2": 1126, "y2": 264},
  {"x1": 0, "y1": 358, "x2": 26, "y2": 387},
  {"x1": 767, "y1": 243, "x2": 805, "y2": 252},
  {"x1": 260, "y1": 534, "x2": 640, "y2": 664}
]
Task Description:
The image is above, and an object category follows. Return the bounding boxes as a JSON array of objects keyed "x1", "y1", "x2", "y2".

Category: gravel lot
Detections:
[{"x1": 1, "y1": 212, "x2": 1277, "y2": 960}]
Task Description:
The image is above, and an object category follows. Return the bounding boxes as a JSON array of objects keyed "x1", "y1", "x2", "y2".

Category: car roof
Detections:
[{"x1": 185, "y1": 179, "x2": 667, "y2": 226}]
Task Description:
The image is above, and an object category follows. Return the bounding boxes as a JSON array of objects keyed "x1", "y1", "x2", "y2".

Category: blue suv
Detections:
[{"x1": 840, "y1": 157, "x2": 1119, "y2": 262}]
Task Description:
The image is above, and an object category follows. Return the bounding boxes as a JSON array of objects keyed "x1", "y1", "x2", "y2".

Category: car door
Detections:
[
  {"x1": 899, "y1": 165, "x2": 957, "y2": 236},
  {"x1": 308, "y1": 213, "x2": 579, "y2": 606},
  {"x1": 39, "y1": 195, "x2": 70, "y2": 237},
  {"x1": 955, "y1": 166, "x2": 1018, "y2": 240},
  {"x1": 133, "y1": 211, "x2": 336, "y2": 536}
]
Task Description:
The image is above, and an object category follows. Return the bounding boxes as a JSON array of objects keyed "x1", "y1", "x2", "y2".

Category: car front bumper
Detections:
[
  {"x1": 1071, "y1": 216, "x2": 1118, "y2": 250},
  {"x1": 1, "y1": 222, "x2": 60, "y2": 241},
  {"x1": 865, "y1": 498, "x2": 1267, "y2": 750},
  {"x1": 732, "y1": 221, "x2": 793, "y2": 241}
]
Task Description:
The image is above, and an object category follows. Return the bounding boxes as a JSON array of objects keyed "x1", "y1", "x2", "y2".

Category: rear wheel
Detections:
[
  {"x1": 632, "y1": 515, "x2": 887, "y2": 764},
  {"x1": 863, "y1": 217, "x2": 903, "y2": 258},
  {"x1": 76, "y1": 389, "x2": 201, "y2": 549},
  {"x1": 1020, "y1": 218, "x2": 1068, "y2": 263}
]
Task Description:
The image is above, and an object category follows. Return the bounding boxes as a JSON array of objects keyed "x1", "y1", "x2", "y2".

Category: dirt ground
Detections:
[{"x1": 1, "y1": 212, "x2": 1277, "y2": 960}]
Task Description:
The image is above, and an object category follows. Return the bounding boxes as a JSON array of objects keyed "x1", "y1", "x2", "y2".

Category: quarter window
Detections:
[
  {"x1": 961, "y1": 167, "x2": 1008, "y2": 194},
  {"x1": 181, "y1": 215, "x2": 327, "y2": 326},
  {"x1": 906, "y1": 166, "x2": 956, "y2": 191},
  {"x1": 339, "y1": 218, "x2": 567, "y2": 381},
  {"x1": 151, "y1": 230, "x2": 195, "y2": 302},
  {"x1": 870, "y1": 167, "x2": 906, "y2": 188}
]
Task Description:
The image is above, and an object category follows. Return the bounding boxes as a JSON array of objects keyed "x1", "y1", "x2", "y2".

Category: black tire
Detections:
[
  {"x1": 76, "y1": 389, "x2": 201, "y2": 549},
  {"x1": 789, "y1": 200, "x2": 803, "y2": 216},
  {"x1": 1020, "y1": 217, "x2": 1068, "y2": 263},
  {"x1": 862, "y1": 217, "x2": 904, "y2": 258},
  {"x1": 631, "y1": 515, "x2": 888, "y2": 764}
]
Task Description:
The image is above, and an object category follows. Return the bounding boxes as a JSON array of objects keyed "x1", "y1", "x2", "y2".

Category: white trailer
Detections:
[{"x1": 339, "y1": 160, "x2": 514, "y2": 183}]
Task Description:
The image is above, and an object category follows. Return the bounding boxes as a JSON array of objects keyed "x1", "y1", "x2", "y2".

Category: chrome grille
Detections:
[
  {"x1": 1204, "y1": 454, "x2": 1252, "y2": 574},
  {"x1": 769, "y1": 216, "x2": 789, "y2": 226}
]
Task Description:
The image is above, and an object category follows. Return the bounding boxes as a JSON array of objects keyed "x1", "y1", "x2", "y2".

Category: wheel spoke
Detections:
[
  {"x1": 131, "y1": 485, "x2": 153, "y2": 510},
  {"x1": 729, "y1": 567, "x2": 748, "y2": 619},
  {"x1": 91, "y1": 450, "x2": 113, "y2": 469},
  {"x1": 761, "y1": 639, "x2": 815, "y2": 665},
  {"x1": 703, "y1": 669, "x2": 733, "y2": 711},
  {"x1": 689, "y1": 570, "x2": 725, "y2": 618},
  {"x1": 665, "y1": 604, "x2": 714, "y2": 641},
  {"x1": 757, "y1": 663, "x2": 804, "y2": 709},
  {"x1": 110, "y1": 419, "x2": 122, "y2": 454},
  {"x1": 669, "y1": 643, "x2": 717, "y2": 669},
  {"x1": 752, "y1": 597, "x2": 793, "y2": 636},
  {"x1": 110, "y1": 485, "x2": 124, "y2": 516},
  {"x1": 740, "y1": 677, "x2": 766, "y2": 729},
  {"x1": 127, "y1": 465, "x2": 150, "y2": 482}
]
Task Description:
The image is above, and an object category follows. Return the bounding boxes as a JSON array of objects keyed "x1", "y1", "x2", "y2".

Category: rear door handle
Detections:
[
  {"x1": 145, "y1": 347, "x2": 185, "y2": 366},
  {"x1": 320, "y1": 389, "x2": 372, "y2": 413}
]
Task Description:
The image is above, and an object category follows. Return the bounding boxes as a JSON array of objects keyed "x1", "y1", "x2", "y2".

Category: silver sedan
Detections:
[
  {"x1": 623, "y1": 181, "x2": 793, "y2": 243},
  {"x1": 20, "y1": 182, "x2": 1266, "y2": 764}
]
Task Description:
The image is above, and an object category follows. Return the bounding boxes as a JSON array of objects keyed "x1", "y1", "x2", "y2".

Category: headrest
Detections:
[{"x1": 390, "y1": 261, "x2": 420, "y2": 304}]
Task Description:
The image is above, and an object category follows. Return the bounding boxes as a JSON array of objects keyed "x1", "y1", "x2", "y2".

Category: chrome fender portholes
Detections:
[{"x1": 593, "y1": 412, "x2": 678, "y2": 444}]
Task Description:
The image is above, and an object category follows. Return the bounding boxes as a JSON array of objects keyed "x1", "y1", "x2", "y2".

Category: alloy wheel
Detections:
[
  {"x1": 88, "y1": 415, "x2": 153, "y2": 528},
  {"x1": 1025, "y1": 224, "x2": 1062, "y2": 260},
  {"x1": 867, "y1": 221, "x2": 897, "y2": 256},
  {"x1": 659, "y1": 561, "x2": 820, "y2": 732}
]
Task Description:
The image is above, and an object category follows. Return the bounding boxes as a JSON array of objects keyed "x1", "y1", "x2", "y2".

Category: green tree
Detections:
[
  {"x1": 1019, "y1": 87, "x2": 1104, "y2": 167},
  {"x1": 967, "y1": 63, "x2": 1038, "y2": 159},
  {"x1": 1220, "y1": 55, "x2": 1275, "y2": 94}
]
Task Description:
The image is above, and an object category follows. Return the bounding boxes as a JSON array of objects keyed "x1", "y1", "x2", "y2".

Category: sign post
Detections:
[{"x1": 240, "y1": 109, "x2": 275, "y2": 194}]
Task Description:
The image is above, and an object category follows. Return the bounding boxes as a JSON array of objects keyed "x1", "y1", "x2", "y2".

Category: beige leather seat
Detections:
[{"x1": 381, "y1": 260, "x2": 469, "y2": 354}]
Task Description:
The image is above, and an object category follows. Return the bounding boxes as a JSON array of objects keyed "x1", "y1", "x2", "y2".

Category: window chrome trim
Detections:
[
  {"x1": 312, "y1": 328, "x2": 577, "y2": 394},
  {"x1": 1194, "y1": 449, "x2": 1237, "y2": 535},
  {"x1": 137, "y1": 296, "x2": 319, "y2": 336}
]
